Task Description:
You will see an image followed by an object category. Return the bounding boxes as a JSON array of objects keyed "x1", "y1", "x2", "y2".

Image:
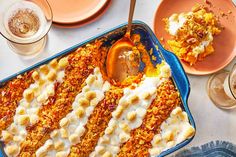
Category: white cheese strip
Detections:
[
  {"x1": 192, "y1": 32, "x2": 213, "y2": 57},
  {"x1": 90, "y1": 63, "x2": 171, "y2": 157},
  {"x1": 149, "y1": 107, "x2": 195, "y2": 157},
  {"x1": 168, "y1": 13, "x2": 189, "y2": 36},
  {"x1": 1, "y1": 58, "x2": 68, "y2": 157},
  {"x1": 35, "y1": 67, "x2": 111, "y2": 157}
]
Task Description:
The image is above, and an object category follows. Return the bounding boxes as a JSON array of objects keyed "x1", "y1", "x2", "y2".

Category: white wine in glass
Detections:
[
  {"x1": 207, "y1": 64, "x2": 236, "y2": 109},
  {"x1": 0, "y1": 0, "x2": 52, "y2": 55}
]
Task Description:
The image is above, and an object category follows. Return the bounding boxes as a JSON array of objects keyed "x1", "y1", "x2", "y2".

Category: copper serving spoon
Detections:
[{"x1": 106, "y1": 0, "x2": 140, "y2": 82}]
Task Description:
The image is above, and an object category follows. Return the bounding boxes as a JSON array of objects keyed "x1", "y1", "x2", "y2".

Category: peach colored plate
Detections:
[
  {"x1": 154, "y1": 0, "x2": 236, "y2": 75},
  {"x1": 47, "y1": 0, "x2": 108, "y2": 24},
  {"x1": 52, "y1": 0, "x2": 111, "y2": 28}
]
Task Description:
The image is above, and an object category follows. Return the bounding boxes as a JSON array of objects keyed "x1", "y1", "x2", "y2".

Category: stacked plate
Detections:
[{"x1": 48, "y1": 0, "x2": 111, "y2": 28}]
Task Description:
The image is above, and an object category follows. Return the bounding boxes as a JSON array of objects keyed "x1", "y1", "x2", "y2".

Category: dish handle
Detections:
[
  {"x1": 160, "y1": 48, "x2": 196, "y2": 131},
  {"x1": 160, "y1": 48, "x2": 190, "y2": 102}
]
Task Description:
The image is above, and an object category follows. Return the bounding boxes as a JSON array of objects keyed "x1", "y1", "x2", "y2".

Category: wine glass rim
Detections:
[
  {"x1": 228, "y1": 63, "x2": 236, "y2": 99},
  {"x1": 0, "y1": 0, "x2": 53, "y2": 45}
]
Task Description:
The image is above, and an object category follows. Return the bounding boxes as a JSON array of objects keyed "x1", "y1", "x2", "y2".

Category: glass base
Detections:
[
  {"x1": 207, "y1": 71, "x2": 236, "y2": 109},
  {"x1": 7, "y1": 36, "x2": 47, "y2": 56}
]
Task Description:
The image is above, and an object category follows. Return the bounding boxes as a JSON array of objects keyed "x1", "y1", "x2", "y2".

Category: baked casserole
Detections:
[
  {"x1": 0, "y1": 36, "x2": 195, "y2": 157},
  {"x1": 164, "y1": 4, "x2": 221, "y2": 65}
]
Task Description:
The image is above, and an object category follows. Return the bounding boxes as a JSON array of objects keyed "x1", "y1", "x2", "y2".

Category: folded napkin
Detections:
[{"x1": 174, "y1": 141, "x2": 236, "y2": 157}]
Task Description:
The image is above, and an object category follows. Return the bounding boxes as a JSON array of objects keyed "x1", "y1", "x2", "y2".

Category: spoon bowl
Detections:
[
  {"x1": 106, "y1": 0, "x2": 138, "y2": 82},
  {"x1": 106, "y1": 35, "x2": 140, "y2": 81}
]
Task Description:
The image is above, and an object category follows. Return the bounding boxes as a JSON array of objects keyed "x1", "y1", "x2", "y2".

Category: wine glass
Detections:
[
  {"x1": 0, "y1": 0, "x2": 53, "y2": 55},
  {"x1": 207, "y1": 64, "x2": 236, "y2": 109}
]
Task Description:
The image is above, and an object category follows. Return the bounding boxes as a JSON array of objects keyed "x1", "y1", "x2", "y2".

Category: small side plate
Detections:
[{"x1": 154, "y1": 0, "x2": 236, "y2": 75}]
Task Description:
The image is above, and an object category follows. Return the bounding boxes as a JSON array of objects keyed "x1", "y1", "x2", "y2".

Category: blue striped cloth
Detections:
[{"x1": 174, "y1": 141, "x2": 236, "y2": 157}]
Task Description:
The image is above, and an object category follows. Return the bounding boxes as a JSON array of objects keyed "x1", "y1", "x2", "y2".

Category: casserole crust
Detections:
[{"x1": 0, "y1": 37, "x2": 195, "y2": 157}]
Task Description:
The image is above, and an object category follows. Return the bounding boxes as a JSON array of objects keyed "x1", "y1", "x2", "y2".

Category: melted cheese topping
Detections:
[
  {"x1": 168, "y1": 13, "x2": 189, "y2": 35},
  {"x1": 35, "y1": 67, "x2": 110, "y2": 157},
  {"x1": 192, "y1": 33, "x2": 213, "y2": 57},
  {"x1": 149, "y1": 107, "x2": 195, "y2": 157},
  {"x1": 1, "y1": 58, "x2": 68, "y2": 157},
  {"x1": 90, "y1": 64, "x2": 171, "y2": 157}
]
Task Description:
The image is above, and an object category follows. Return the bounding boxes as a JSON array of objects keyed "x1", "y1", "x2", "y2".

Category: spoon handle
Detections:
[{"x1": 126, "y1": 0, "x2": 136, "y2": 37}]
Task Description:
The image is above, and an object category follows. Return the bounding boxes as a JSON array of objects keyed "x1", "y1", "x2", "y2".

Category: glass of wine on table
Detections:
[
  {"x1": 0, "y1": 0, "x2": 52, "y2": 55},
  {"x1": 207, "y1": 64, "x2": 236, "y2": 109}
]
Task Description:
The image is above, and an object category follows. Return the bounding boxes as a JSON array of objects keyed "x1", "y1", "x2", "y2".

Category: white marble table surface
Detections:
[{"x1": 0, "y1": 0, "x2": 236, "y2": 155}]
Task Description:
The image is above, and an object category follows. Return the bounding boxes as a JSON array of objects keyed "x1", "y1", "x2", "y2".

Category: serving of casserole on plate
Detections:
[
  {"x1": 0, "y1": 22, "x2": 195, "y2": 157},
  {"x1": 163, "y1": 4, "x2": 221, "y2": 66},
  {"x1": 154, "y1": 0, "x2": 236, "y2": 75}
]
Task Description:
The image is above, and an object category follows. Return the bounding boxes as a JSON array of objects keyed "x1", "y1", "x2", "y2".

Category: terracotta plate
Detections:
[
  {"x1": 48, "y1": 0, "x2": 108, "y2": 24},
  {"x1": 52, "y1": 0, "x2": 111, "y2": 28},
  {"x1": 154, "y1": 0, "x2": 236, "y2": 75}
]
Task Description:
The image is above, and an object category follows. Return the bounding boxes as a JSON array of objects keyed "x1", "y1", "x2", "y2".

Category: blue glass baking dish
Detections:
[{"x1": 0, "y1": 20, "x2": 196, "y2": 157}]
